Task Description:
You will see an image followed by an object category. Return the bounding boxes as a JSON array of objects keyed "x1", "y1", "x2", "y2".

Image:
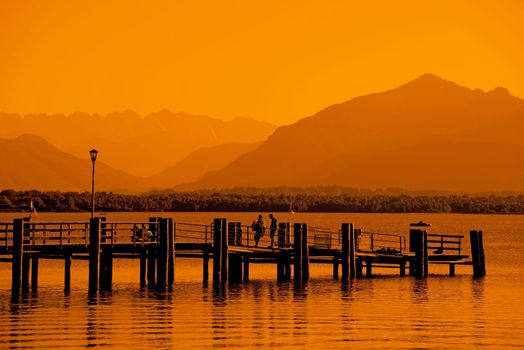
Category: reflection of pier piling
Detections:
[{"x1": 1, "y1": 216, "x2": 485, "y2": 296}]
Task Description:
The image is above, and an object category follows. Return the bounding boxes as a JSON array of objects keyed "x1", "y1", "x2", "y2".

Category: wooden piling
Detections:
[
  {"x1": 479, "y1": 230, "x2": 486, "y2": 276},
  {"x1": 212, "y1": 218, "x2": 223, "y2": 288},
  {"x1": 400, "y1": 260, "x2": 406, "y2": 276},
  {"x1": 333, "y1": 258, "x2": 339, "y2": 279},
  {"x1": 88, "y1": 217, "x2": 101, "y2": 293},
  {"x1": 411, "y1": 229, "x2": 426, "y2": 278},
  {"x1": 147, "y1": 217, "x2": 157, "y2": 287},
  {"x1": 228, "y1": 253, "x2": 242, "y2": 283},
  {"x1": 64, "y1": 253, "x2": 71, "y2": 292},
  {"x1": 349, "y1": 224, "x2": 356, "y2": 278},
  {"x1": 449, "y1": 263, "x2": 455, "y2": 276},
  {"x1": 356, "y1": 258, "x2": 363, "y2": 278},
  {"x1": 277, "y1": 254, "x2": 285, "y2": 282},
  {"x1": 12, "y1": 219, "x2": 23, "y2": 296},
  {"x1": 284, "y1": 254, "x2": 291, "y2": 281},
  {"x1": 423, "y1": 230, "x2": 429, "y2": 278},
  {"x1": 99, "y1": 247, "x2": 113, "y2": 291},
  {"x1": 301, "y1": 223, "x2": 309, "y2": 282},
  {"x1": 366, "y1": 260, "x2": 373, "y2": 277},
  {"x1": 293, "y1": 223, "x2": 302, "y2": 283},
  {"x1": 221, "y1": 218, "x2": 228, "y2": 286},
  {"x1": 22, "y1": 253, "x2": 31, "y2": 291},
  {"x1": 168, "y1": 219, "x2": 176, "y2": 286},
  {"x1": 31, "y1": 253, "x2": 39, "y2": 291},
  {"x1": 203, "y1": 249, "x2": 209, "y2": 284},
  {"x1": 156, "y1": 218, "x2": 169, "y2": 290},
  {"x1": 139, "y1": 249, "x2": 147, "y2": 287},
  {"x1": 470, "y1": 230, "x2": 486, "y2": 277},
  {"x1": 341, "y1": 223, "x2": 349, "y2": 281},
  {"x1": 243, "y1": 254, "x2": 250, "y2": 282}
]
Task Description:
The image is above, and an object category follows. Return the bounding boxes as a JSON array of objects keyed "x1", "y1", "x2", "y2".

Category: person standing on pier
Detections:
[
  {"x1": 269, "y1": 213, "x2": 277, "y2": 248},
  {"x1": 252, "y1": 214, "x2": 265, "y2": 247}
]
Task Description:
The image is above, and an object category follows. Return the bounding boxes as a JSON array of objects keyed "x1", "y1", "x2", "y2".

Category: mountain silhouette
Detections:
[
  {"x1": 0, "y1": 134, "x2": 145, "y2": 192},
  {"x1": 184, "y1": 74, "x2": 524, "y2": 192},
  {"x1": 0, "y1": 111, "x2": 276, "y2": 176},
  {"x1": 149, "y1": 142, "x2": 260, "y2": 188}
]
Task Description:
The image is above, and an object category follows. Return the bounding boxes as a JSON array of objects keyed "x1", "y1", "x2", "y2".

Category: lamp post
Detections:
[{"x1": 89, "y1": 149, "x2": 98, "y2": 218}]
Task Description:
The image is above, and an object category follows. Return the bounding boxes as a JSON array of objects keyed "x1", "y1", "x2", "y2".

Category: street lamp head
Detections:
[{"x1": 89, "y1": 149, "x2": 98, "y2": 162}]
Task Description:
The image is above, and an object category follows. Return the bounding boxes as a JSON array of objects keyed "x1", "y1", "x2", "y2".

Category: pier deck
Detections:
[{"x1": 0, "y1": 216, "x2": 485, "y2": 296}]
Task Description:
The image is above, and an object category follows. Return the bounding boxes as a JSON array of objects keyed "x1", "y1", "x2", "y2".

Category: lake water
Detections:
[{"x1": 0, "y1": 212, "x2": 523, "y2": 349}]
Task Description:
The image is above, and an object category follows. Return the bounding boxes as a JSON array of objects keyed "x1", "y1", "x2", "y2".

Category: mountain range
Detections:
[{"x1": 1, "y1": 74, "x2": 523, "y2": 193}]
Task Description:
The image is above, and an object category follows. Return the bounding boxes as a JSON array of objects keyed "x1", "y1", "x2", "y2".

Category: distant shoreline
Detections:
[{"x1": 1, "y1": 190, "x2": 523, "y2": 215}]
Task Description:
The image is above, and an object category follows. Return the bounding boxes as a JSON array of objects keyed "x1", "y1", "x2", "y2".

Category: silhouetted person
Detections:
[
  {"x1": 252, "y1": 214, "x2": 265, "y2": 247},
  {"x1": 268, "y1": 213, "x2": 277, "y2": 248}
]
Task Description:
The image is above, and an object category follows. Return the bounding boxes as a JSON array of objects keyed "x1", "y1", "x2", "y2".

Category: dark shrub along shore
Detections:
[{"x1": 0, "y1": 189, "x2": 523, "y2": 214}]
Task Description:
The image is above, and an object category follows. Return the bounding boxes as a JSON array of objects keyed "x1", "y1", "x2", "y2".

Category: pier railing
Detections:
[
  {"x1": 357, "y1": 231, "x2": 406, "y2": 254},
  {"x1": 426, "y1": 233, "x2": 463, "y2": 255}
]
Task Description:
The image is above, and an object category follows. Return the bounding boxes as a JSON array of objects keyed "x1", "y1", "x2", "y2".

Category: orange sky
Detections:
[{"x1": 0, "y1": 0, "x2": 522, "y2": 124}]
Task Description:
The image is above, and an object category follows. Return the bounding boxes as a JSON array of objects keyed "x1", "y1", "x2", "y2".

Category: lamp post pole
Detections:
[{"x1": 89, "y1": 149, "x2": 98, "y2": 218}]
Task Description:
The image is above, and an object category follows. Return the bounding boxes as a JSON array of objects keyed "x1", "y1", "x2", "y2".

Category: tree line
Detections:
[{"x1": 0, "y1": 189, "x2": 523, "y2": 214}]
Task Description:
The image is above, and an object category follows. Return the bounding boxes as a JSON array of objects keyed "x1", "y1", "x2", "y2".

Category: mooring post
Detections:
[
  {"x1": 221, "y1": 218, "x2": 228, "y2": 286},
  {"x1": 341, "y1": 223, "x2": 349, "y2": 281},
  {"x1": 99, "y1": 248, "x2": 113, "y2": 291},
  {"x1": 284, "y1": 253, "x2": 291, "y2": 280},
  {"x1": 89, "y1": 217, "x2": 101, "y2": 293},
  {"x1": 411, "y1": 229, "x2": 425, "y2": 278},
  {"x1": 212, "y1": 218, "x2": 223, "y2": 288},
  {"x1": 277, "y1": 253, "x2": 285, "y2": 282},
  {"x1": 139, "y1": 249, "x2": 147, "y2": 287},
  {"x1": 11, "y1": 219, "x2": 23, "y2": 296},
  {"x1": 449, "y1": 263, "x2": 455, "y2": 276},
  {"x1": 168, "y1": 219, "x2": 176, "y2": 286},
  {"x1": 301, "y1": 223, "x2": 309, "y2": 282},
  {"x1": 228, "y1": 253, "x2": 242, "y2": 283},
  {"x1": 333, "y1": 258, "x2": 339, "y2": 279},
  {"x1": 31, "y1": 253, "x2": 39, "y2": 291},
  {"x1": 366, "y1": 260, "x2": 373, "y2": 277},
  {"x1": 243, "y1": 254, "x2": 250, "y2": 282},
  {"x1": 293, "y1": 223, "x2": 302, "y2": 283},
  {"x1": 423, "y1": 230, "x2": 429, "y2": 278},
  {"x1": 278, "y1": 222, "x2": 286, "y2": 248},
  {"x1": 479, "y1": 230, "x2": 486, "y2": 276},
  {"x1": 400, "y1": 260, "x2": 406, "y2": 276},
  {"x1": 203, "y1": 249, "x2": 209, "y2": 284},
  {"x1": 356, "y1": 259, "x2": 363, "y2": 278},
  {"x1": 470, "y1": 230, "x2": 486, "y2": 277},
  {"x1": 156, "y1": 218, "x2": 169, "y2": 290},
  {"x1": 349, "y1": 224, "x2": 356, "y2": 278},
  {"x1": 147, "y1": 217, "x2": 158, "y2": 288},
  {"x1": 409, "y1": 229, "x2": 417, "y2": 276},
  {"x1": 64, "y1": 253, "x2": 72, "y2": 292},
  {"x1": 22, "y1": 253, "x2": 31, "y2": 292}
]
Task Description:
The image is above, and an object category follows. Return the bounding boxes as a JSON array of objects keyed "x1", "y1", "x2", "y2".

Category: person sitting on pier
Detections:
[
  {"x1": 252, "y1": 214, "x2": 265, "y2": 247},
  {"x1": 268, "y1": 213, "x2": 277, "y2": 248}
]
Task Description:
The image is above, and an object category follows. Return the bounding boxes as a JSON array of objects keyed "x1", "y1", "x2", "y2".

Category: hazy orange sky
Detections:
[{"x1": 0, "y1": 0, "x2": 522, "y2": 124}]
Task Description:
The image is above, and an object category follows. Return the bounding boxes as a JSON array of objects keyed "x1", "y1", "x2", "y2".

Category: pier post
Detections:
[
  {"x1": 156, "y1": 218, "x2": 169, "y2": 290},
  {"x1": 203, "y1": 249, "x2": 209, "y2": 284},
  {"x1": 228, "y1": 253, "x2": 242, "y2": 283},
  {"x1": 423, "y1": 230, "x2": 429, "y2": 278},
  {"x1": 409, "y1": 229, "x2": 417, "y2": 276},
  {"x1": 12, "y1": 219, "x2": 23, "y2": 296},
  {"x1": 278, "y1": 223, "x2": 286, "y2": 248},
  {"x1": 302, "y1": 223, "x2": 309, "y2": 282},
  {"x1": 99, "y1": 246, "x2": 113, "y2": 291},
  {"x1": 411, "y1": 229, "x2": 426, "y2": 278},
  {"x1": 341, "y1": 223, "x2": 354, "y2": 281},
  {"x1": 243, "y1": 254, "x2": 250, "y2": 282},
  {"x1": 400, "y1": 260, "x2": 406, "y2": 276},
  {"x1": 212, "y1": 218, "x2": 223, "y2": 288},
  {"x1": 470, "y1": 230, "x2": 486, "y2": 277},
  {"x1": 449, "y1": 263, "x2": 455, "y2": 276},
  {"x1": 277, "y1": 254, "x2": 285, "y2": 282},
  {"x1": 89, "y1": 217, "x2": 101, "y2": 293},
  {"x1": 64, "y1": 253, "x2": 71, "y2": 292},
  {"x1": 293, "y1": 223, "x2": 302, "y2": 283},
  {"x1": 139, "y1": 249, "x2": 147, "y2": 287},
  {"x1": 356, "y1": 259, "x2": 363, "y2": 278},
  {"x1": 366, "y1": 260, "x2": 373, "y2": 277},
  {"x1": 479, "y1": 230, "x2": 486, "y2": 276},
  {"x1": 333, "y1": 258, "x2": 339, "y2": 279},
  {"x1": 22, "y1": 253, "x2": 31, "y2": 292},
  {"x1": 168, "y1": 219, "x2": 176, "y2": 286},
  {"x1": 284, "y1": 253, "x2": 291, "y2": 281},
  {"x1": 147, "y1": 217, "x2": 158, "y2": 287},
  {"x1": 221, "y1": 219, "x2": 228, "y2": 286},
  {"x1": 31, "y1": 253, "x2": 39, "y2": 291}
]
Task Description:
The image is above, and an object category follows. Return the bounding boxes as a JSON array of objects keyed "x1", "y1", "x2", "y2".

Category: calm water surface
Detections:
[{"x1": 0, "y1": 212, "x2": 523, "y2": 349}]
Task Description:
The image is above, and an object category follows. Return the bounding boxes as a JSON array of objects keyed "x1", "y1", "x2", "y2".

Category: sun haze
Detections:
[{"x1": 0, "y1": 0, "x2": 523, "y2": 124}]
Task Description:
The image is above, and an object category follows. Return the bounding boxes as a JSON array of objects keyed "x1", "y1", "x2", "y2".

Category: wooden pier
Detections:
[{"x1": 0, "y1": 217, "x2": 486, "y2": 296}]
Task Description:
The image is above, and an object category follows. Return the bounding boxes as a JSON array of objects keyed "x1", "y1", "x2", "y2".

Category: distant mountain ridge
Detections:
[
  {"x1": 0, "y1": 134, "x2": 145, "y2": 192},
  {"x1": 182, "y1": 74, "x2": 524, "y2": 192},
  {"x1": 0, "y1": 110, "x2": 276, "y2": 176}
]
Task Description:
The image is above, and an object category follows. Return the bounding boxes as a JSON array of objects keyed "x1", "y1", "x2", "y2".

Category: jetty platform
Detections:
[{"x1": 0, "y1": 217, "x2": 486, "y2": 296}]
